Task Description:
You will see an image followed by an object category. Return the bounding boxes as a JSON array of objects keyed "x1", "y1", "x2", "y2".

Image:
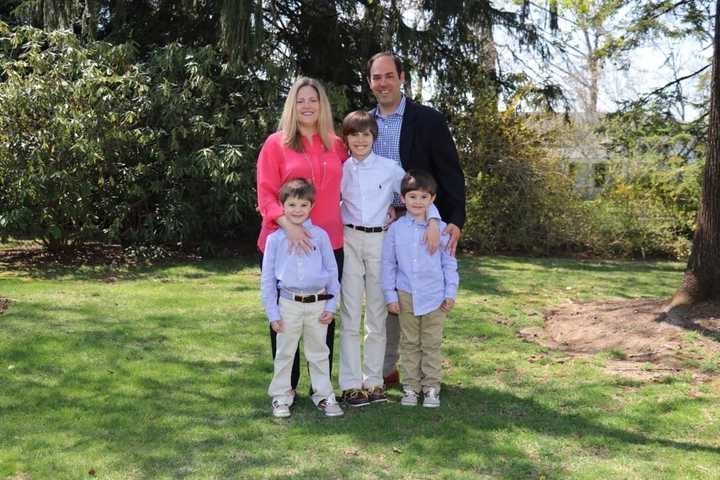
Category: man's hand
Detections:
[
  {"x1": 270, "y1": 320, "x2": 284, "y2": 333},
  {"x1": 440, "y1": 298, "x2": 455, "y2": 313},
  {"x1": 444, "y1": 223, "x2": 461, "y2": 257},
  {"x1": 387, "y1": 302, "x2": 400, "y2": 314},
  {"x1": 319, "y1": 311, "x2": 333, "y2": 325},
  {"x1": 423, "y1": 219, "x2": 441, "y2": 255}
]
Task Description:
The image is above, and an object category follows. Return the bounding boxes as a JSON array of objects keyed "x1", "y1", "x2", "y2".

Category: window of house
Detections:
[
  {"x1": 567, "y1": 162, "x2": 577, "y2": 181},
  {"x1": 593, "y1": 162, "x2": 608, "y2": 187}
]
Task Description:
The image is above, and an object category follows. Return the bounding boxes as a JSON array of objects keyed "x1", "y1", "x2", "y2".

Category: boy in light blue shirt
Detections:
[
  {"x1": 338, "y1": 111, "x2": 441, "y2": 407},
  {"x1": 382, "y1": 170, "x2": 459, "y2": 408},
  {"x1": 260, "y1": 178, "x2": 343, "y2": 418}
]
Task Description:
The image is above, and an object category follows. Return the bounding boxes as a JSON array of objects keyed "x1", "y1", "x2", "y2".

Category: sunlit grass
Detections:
[{"x1": 1, "y1": 253, "x2": 718, "y2": 479}]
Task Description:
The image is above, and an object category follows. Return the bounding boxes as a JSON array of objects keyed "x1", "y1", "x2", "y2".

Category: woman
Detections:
[{"x1": 256, "y1": 77, "x2": 347, "y2": 392}]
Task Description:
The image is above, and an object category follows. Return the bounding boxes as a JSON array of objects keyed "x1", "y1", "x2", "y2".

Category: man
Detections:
[{"x1": 367, "y1": 51, "x2": 466, "y2": 385}]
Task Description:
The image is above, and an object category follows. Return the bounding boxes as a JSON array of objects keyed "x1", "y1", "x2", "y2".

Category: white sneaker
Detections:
[
  {"x1": 400, "y1": 387, "x2": 419, "y2": 406},
  {"x1": 272, "y1": 399, "x2": 291, "y2": 418},
  {"x1": 422, "y1": 388, "x2": 440, "y2": 408},
  {"x1": 318, "y1": 394, "x2": 344, "y2": 417}
]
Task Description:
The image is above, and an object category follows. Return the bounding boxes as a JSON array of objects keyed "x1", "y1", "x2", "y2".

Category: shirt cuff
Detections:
[
  {"x1": 324, "y1": 298, "x2": 337, "y2": 313},
  {"x1": 384, "y1": 290, "x2": 399, "y2": 305},
  {"x1": 444, "y1": 285, "x2": 457, "y2": 300},
  {"x1": 266, "y1": 305, "x2": 281, "y2": 323}
]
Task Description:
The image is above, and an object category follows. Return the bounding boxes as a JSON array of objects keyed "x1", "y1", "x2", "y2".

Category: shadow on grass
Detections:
[
  {"x1": 657, "y1": 301, "x2": 720, "y2": 343},
  {"x1": 285, "y1": 383, "x2": 719, "y2": 479},
  {"x1": 0, "y1": 244, "x2": 260, "y2": 281},
  {"x1": 3, "y1": 314, "x2": 718, "y2": 480}
]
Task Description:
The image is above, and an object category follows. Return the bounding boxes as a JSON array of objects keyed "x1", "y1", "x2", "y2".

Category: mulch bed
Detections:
[{"x1": 520, "y1": 298, "x2": 720, "y2": 381}]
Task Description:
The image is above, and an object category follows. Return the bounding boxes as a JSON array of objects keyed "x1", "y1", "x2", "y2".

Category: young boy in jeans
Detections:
[
  {"x1": 260, "y1": 178, "x2": 343, "y2": 418},
  {"x1": 338, "y1": 111, "x2": 441, "y2": 407},
  {"x1": 382, "y1": 170, "x2": 459, "y2": 408}
]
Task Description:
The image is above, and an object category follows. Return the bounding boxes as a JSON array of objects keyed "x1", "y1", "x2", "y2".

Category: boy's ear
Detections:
[
  {"x1": 430, "y1": 193, "x2": 437, "y2": 203},
  {"x1": 399, "y1": 195, "x2": 406, "y2": 204}
]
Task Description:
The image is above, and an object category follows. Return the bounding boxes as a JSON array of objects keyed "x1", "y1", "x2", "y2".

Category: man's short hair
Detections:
[
  {"x1": 342, "y1": 111, "x2": 378, "y2": 140},
  {"x1": 401, "y1": 170, "x2": 437, "y2": 196},
  {"x1": 279, "y1": 178, "x2": 316, "y2": 203},
  {"x1": 367, "y1": 51, "x2": 404, "y2": 79}
]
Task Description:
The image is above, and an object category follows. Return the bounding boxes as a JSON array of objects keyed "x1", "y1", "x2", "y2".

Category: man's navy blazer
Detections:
[{"x1": 373, "y1": 98, "x2": 466, "y2": 228}]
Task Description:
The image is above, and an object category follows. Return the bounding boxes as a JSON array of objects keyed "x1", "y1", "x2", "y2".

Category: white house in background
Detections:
[{"x1": 528, "y1": 112, "x2": 610, "y2": 198}]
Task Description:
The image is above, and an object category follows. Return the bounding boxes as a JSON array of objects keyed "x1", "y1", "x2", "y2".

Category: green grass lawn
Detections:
[{"x1": 1, "y1": 253, "x2": 719, "y2": 479}]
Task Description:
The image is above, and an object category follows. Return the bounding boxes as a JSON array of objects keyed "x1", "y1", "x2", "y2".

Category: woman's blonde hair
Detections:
[{"x1": 278, "y1": 77, "x2": 335, "y2": 152}]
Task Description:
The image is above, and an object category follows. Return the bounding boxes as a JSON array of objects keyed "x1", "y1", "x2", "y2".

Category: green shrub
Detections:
[
  {"x1": 0, "y1": 23, "x2": 280, "y2": 251},
  {"x1": 456, "y1": 103, "x2": 587, "y2": 255},
  {"x1": 0, "y1": 25, "x2": 151, "y2": 250}
]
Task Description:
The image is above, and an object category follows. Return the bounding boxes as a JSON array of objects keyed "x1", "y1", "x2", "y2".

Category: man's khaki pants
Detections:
[
  {"x1": 268, "y1": 297, "x2": 333, "y2": 406},
  {"x1": 339, "y1": 227, "x2": 386, "y2": 390},
  {"x1": 397, "y1": 291, "x2": 446, "y2": 393}
]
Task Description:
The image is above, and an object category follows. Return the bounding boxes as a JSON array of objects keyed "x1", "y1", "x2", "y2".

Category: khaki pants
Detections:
[
  {"x1": 339, "y1": 227, "x2": 387, "y2": 390},
  {"x1": 397, "y1": 291, "x2": 446, "y2": 393},
  {"x1": 268, "y1": 297, "x2": 334, "y2": 406}
]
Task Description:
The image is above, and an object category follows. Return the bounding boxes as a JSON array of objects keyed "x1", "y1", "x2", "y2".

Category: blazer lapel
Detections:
[{"x1": 399, "y1": 99, "x2": 417, "y2": 169}]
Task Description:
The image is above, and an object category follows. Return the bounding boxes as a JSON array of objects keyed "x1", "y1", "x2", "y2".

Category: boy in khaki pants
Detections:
[
  {"x1": 338, "y1": 111, "x2": 441, "y2": 407},
  {"x1": 381, "y1": 170, "x2": 459, "y2": 407}
]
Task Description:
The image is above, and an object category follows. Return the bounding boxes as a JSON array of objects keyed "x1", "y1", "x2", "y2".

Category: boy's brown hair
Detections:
[
  {"x1": 401, "y1": 170, "x2": 437, "y2": 196},
  {"x1": 342, "y1": 110, "x2": 378, "y2": 141},
  {"x1": 279, "y1": 178, "x2": 316, "y2": 203}
]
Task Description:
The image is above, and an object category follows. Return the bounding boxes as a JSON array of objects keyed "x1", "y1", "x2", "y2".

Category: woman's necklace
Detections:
[{"x1": 303, "y1": 143, "x2": 326, "y2": 189}]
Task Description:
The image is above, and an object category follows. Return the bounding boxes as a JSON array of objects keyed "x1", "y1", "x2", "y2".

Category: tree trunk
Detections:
[
  {"x1": 42, "y1": 0, "x2": 76, "y2": 30},
  {"x1": 671, "y1": 0, "x2": 720, "y2": 305},
  {"x1": 81, "y1": 0, "x2": 98, "y2": 40}
]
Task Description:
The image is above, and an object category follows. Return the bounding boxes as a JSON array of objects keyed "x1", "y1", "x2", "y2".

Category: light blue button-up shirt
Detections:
[
  {"x1": 260, "y1": 219, "x2": 339, "y2": 322},
  {"x1": 382, "y1": 215, "x2": 459, "y2": 316},
  {"x1": 341, "y1": 152, "x2": 406, "y2": 227}
]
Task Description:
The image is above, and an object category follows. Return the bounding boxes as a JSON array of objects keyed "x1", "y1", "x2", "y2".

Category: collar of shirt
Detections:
[
  {"x1": 374, "y1": 95, "x2": 406, "y2": 120},
  {"x1": 299, "y1": 132, "x2": 324, "y2": 152},
  {"x1": 405, "y1": 213, "x2": 429, "y2": 227},
  {"x1": 350, "y1": 152, "x2": 377, "y2": 168}
]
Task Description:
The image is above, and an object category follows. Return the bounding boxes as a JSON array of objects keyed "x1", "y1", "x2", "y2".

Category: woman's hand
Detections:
[{"x1": 277, "y1": 216, "x2": 313, "y2": 254}]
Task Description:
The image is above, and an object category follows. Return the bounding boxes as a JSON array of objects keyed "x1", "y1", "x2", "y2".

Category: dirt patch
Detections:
[
  {"x1": 0, "y1": 297, "x2": 8, "y2": 314},
  {"x1": 520, "y1": 298, "x2": 720, "y2": 381}
]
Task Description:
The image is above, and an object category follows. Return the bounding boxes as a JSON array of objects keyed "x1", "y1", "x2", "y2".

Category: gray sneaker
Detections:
[
  {"x1": 272, "y1": 399, "x2": 291, "y2": 418},
  {"x1": 400, "y1": 387, "x2": 419, "y2": 406},
  {"x1": 318, "y1": 394, "x2": 344, "y2": 417},
  {"x1": 422, "y1": 388, "x2": 440, "y2": 408}
]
